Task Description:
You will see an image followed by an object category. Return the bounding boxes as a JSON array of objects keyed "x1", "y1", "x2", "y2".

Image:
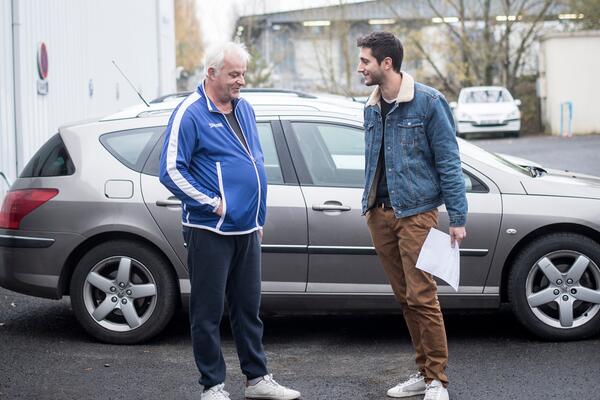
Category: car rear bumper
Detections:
[
  {"x1": 457, "y1": 119, "x2": 520, "y2": 134},
  {"x1": 0, "y1": 230, "x2": 82, "y2": 299}
]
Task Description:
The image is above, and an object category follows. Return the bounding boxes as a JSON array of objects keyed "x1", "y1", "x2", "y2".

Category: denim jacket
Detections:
[{"x1": 362, "y1": 72, "x2": 467, "y2": 227}]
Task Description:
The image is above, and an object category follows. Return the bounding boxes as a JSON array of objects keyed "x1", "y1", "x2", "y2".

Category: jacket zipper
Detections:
[
  {"x1": 222, "y1": 107, "x2": 262, "y2": 228},
  {"x1": 215, "y1": 161, "x2": 227, "y2": 230}
]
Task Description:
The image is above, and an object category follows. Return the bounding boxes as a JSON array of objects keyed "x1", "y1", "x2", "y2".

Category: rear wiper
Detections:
[
  {"x1": 0, "y1": 171, "x2": 11, "y2": 188},
  {"x1": 526, "y1": 166, "x2": 547, "y2": 177}
]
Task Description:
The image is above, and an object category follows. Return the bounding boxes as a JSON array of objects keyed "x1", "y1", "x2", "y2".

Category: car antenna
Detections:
[
  {"x1": 336, "y1": 85, "x2": 359, "y2": 102},
  {"x1": 112, "y1": 60, "x2": 150, "y2": 107}
]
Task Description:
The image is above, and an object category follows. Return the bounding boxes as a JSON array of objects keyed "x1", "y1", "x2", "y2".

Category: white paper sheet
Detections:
[{"x1": 416, "y1": 228, "x2": 460, "y2": 291}]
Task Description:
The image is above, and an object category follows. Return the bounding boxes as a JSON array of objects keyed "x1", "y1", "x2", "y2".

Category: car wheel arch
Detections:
[
  {"x1": 499, "y1": 223, "x2": 600, "y2": 303},
  {"x1": 58, "y1": 231, "x2": 182, "y2": 302}
]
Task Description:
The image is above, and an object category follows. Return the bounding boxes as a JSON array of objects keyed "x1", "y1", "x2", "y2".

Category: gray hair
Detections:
[{"x1": 203, "y1": 41, "x2": 251, "y2": 76}]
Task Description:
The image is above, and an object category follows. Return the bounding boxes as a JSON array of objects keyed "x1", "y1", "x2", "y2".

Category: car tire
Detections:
[
  {"x1": 509, "y1": 233, "x2": 600, "y2": 341},
  {"x1": 70, "y1": 240, "x2": 178, "y2": 344}
]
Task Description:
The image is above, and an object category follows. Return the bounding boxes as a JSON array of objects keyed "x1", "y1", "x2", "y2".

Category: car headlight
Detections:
[
  {"x1": 506, "y1": 109, "x2": 520, "y2": 120},
  {"x1": 455, "y1": 111, "x2": 472, "y2": 121}
]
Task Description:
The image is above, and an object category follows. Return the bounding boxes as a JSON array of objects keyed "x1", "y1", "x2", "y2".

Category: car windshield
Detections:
[
  {"x1": 460, "y1": 89, "x2": 512, "y2": 104},
  {"x1": 457, "y1": 138, "x2": 532, "y2": 176}
]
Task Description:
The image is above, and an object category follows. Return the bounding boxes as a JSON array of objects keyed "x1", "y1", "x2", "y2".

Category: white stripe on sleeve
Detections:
[{"x1": 166, "y1": 92, "x2": 220, "y2": 209}]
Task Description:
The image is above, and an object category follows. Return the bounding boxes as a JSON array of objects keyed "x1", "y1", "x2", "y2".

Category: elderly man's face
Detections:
[{"x1": 209, "y1": 53, "x2": 247, "y2": 103}]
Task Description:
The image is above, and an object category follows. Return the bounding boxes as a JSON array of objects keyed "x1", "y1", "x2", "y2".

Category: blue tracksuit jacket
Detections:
[{"x1": 159, "y1": 83, "x2": 267, "y2": 235}]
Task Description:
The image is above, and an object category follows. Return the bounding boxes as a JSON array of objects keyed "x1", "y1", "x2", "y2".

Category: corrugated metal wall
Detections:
[
  {"x1": 0, "y1": 1, "x2": 17, "y2": 198},
  {"x1": 3, "y1": 0, "x2": 175, "y2": 189}
]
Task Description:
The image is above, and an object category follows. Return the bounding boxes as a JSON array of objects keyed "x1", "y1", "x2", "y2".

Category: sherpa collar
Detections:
[{"x1": 365, "y1": 71, "x2": 415, "y2": 106}]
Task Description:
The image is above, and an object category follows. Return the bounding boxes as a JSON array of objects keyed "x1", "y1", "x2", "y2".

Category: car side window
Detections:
[
  {"x1": 142, "y1": 123, "x2": 284, "y2": 185},
  {"x1": 20, "y1": 134, "x2": 75, "y2": 177},
  {"x1": 290, "y1": 122, "x2": 365, "y2": 188},
  {"x1": 463, "y1": 170, "x2": 488, "y2": 193},
  {"x1": 100, "y1": 127, "x2": 164, "y2": 173},
  {"x1": 143, "y1": 131, "x2": 166, "y2": 177},
  {"x1": 257, "y1": 122, "x2": 284, "y2": 184}
]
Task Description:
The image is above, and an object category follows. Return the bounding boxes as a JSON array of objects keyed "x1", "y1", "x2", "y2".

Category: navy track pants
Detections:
[{"x1": 184, "y1": 227, "x2": 268, "y2": 388}]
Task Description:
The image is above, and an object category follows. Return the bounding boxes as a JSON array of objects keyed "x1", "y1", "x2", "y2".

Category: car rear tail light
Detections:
[{"x1": 0, "y1": 189, "x2": 59, "y2": 229}]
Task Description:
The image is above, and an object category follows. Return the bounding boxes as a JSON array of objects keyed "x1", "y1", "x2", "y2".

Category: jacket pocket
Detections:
[
  {"x1": 397, "y1": 119, "x2": 424, "y2": 146},
  {"x1": 394, "y1": 119, "x2": 439, "y2": 205},
  {"x1": 393, "y1": 119, "x2": 425, "y2": 168},
  {"x1": 215, "y1": 161, "x2": 227, "y2": 230}
]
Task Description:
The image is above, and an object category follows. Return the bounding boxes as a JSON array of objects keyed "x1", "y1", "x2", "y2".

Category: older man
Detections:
[{"x1": 159, "y1": 42, "x2": 300, "y2": 400}]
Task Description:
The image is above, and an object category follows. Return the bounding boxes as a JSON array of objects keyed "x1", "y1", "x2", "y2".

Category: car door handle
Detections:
[
  {"x1": 156, "y1": 197, "x2": 181, "y2": 207},
  {"x1": 312, "y1": 204, "x2": 351, "y2": 212}
]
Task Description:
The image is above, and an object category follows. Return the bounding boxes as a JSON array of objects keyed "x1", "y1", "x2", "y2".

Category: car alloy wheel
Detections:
[
  {"x1": 509, "y1": 233, "x2": 600, "y2": 340},
  {"x1": 70, "y1": 240, "x2": 177, "y2": 344},
  {"x1": 525, "y1": 250, "x2": 600, "y2": 329},
  {"x1": 83, "y1": 256, "x2": 158, "y2": 332}
]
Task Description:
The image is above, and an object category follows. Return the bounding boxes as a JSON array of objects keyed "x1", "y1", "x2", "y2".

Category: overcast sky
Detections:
[{"x1": 196, "y1": 0, "x2": 372, "y2": 47}]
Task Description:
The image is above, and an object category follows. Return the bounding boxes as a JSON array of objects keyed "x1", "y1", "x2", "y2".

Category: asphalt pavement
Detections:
[
  {"x1": 471, "y1": 133, "x2": 600, "y2": 176},
  {"x1": 1, "y1": 134, "x2": 600, "y2": 400},
  {"x1": 1, "y1": 288, "x2": 599, "y2": 400}
]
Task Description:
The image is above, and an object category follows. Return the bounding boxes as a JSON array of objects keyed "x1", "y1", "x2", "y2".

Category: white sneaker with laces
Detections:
[
  {"x1": 244, "y1": 374, "x2": 301, "y2": 400},
  {"x1": 423, "y1": 379, "x2": 449, "y2": 400},
  {"x1": 201, "y1": 383, "x2": 231, "y2": 400},
  {"x1": 387, "y1": 372, "x2": 426, "y2": 398}
]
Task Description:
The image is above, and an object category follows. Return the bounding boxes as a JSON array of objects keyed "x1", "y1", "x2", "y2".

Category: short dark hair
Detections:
[{"x1": 357, "y1": 31, "x2": 403, "y2": 73}]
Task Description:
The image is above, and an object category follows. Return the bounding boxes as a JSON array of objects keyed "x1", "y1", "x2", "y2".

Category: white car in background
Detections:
[{"x1": 451, "y1": 86, "x2": 521, "y2": 138}]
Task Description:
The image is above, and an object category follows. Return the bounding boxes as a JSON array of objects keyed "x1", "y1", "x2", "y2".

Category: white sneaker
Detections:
[
  {"x1": 423, "y1": 380, "x2": 449, "y2": 400},
  {"x1": 387, "y1": 372, "x2": 426, "y2": 398},
  {"x1": 244, "y1": 374, "x2": 301, "y2": 400},
  {"x1": 201, "y1": 383, "x2": 230, "y2": 400}
]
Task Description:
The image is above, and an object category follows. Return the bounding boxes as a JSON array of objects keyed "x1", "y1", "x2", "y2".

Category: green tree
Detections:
[{"x1": 245, "y1": 46, "x2": 273, "y2": 87}]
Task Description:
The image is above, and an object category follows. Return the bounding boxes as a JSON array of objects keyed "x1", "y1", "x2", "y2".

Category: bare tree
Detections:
[
  {"x1": 311, "y1": 32, "x2": 339, "y2": 93},
  {"x1": 383, "y1": 0, "x2": 557, "y2": 94},
  {"x1": 568, "y1": 0, "x2": 600, "y2": 30},
  {"x1": 310, "y1": 1, "x2": 359, "y2": 96},
  {"x1": 234, "y1": 0, "x2": 275, "y2": 88}
]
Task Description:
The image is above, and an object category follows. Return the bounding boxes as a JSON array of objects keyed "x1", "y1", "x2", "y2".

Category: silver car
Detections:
[{"x1": 1, "y1": 90, "x2": 600, "y2": 344}]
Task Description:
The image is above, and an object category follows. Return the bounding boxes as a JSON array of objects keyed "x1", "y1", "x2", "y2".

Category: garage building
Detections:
[
  {"x1": 0, "y1": 0, "x2": 176, "y2": 197},
  {"x1": 538, "y1": 30, "x2": 600, "y2": 136}
]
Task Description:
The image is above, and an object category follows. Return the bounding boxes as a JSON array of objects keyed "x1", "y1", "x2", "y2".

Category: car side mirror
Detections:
[
  {"x1": 514, "y1": 99, "x2": 522, "y2": 107},
  {"x1": 449, "y1": 101, "x2": 457, "y2": 109}
]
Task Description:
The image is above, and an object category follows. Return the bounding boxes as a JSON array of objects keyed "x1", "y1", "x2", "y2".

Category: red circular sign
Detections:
[{"x1": 37, "y1": 42, "x2": 48, "y2": 80}]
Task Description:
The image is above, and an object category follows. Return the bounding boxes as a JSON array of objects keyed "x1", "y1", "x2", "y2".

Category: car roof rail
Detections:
[
  {"x1": 149, "y1": 88, "x2": 318, "y2": 104},
  {"x1": 241, "y1": 88, "x2": 318, "y2": 98},
  {"x1": 149, "y1": 92, "x2": 192, "y2": 103}
]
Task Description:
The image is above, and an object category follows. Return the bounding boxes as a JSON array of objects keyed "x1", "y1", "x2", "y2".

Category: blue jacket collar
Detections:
[{"x1": 197, "y1": 81, "x2": 241, "y2": 113}]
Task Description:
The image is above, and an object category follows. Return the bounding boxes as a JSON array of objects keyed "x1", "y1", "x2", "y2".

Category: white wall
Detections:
[
  {"x1": 539, "y1": 31, "x2": 600, "y2": 135},
  {"x1": 157, "y1": 0, "x2": 177, "y2": 96},
  {"x1": 2, "y1": 0, "x2": 176, "y2": 189},
  {"x1": 0, "y1": 1, "x2": 17, "y2": 198}
]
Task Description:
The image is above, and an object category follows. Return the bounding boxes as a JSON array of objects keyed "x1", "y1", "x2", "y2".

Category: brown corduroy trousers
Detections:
[{"x1": 366, "y1": 207, "x2": 449, "y2": 387}]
